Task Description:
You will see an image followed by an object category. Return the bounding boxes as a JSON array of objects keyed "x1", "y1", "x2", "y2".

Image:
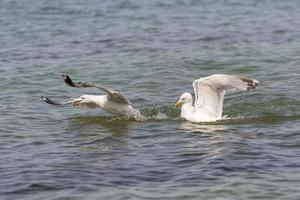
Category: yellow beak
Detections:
[
  {"x1": 67, "y1": 98, "x2": 82, "y2": 106},
  {"x1": 175, "y1": 101, "x2": 182, "y2": 108}
]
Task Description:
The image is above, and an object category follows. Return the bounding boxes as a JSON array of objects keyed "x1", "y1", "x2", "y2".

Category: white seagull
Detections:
[
  {"x1": 42, "y1": 75, "x2": 142, "y2": 120},
  {"x1": 175, "y1": 74, "x2": 259, "y2": 123}
]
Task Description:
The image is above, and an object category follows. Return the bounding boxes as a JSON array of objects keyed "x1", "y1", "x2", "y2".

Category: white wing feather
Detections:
[{"x1": 193, "y1": 74, "x2": 259, "y2": 118}]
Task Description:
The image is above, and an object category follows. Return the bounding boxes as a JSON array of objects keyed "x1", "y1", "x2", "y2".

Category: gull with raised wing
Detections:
[
  {"x1": 42, "y1": 75, "x2": 142, "y2": 120},
  {"x1": 175, "y1": 74, "x2": 259, "y2": 122}
]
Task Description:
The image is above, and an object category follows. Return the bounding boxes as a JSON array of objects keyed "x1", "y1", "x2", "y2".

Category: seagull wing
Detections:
[
  {"x1": 193, "y1": 74, "x2": 259, "y2": 118},
  {"x1": 41, "y1": 96, "x2": 67, "y2": 105},
  {"x1": 62, "y1": 75, "x2": 132, "y2": 105}
]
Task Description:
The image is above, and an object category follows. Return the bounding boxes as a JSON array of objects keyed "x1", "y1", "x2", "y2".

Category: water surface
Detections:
[{"x1": 1, "y1": 0, "x2": 300, "y2": 199}]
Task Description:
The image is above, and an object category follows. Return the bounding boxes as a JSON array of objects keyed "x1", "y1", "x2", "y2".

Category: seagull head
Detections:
[
  {"x1": 175, "y1": 92, "x2": 193, "y2": 107},
  {"x1": 67, "y1": 95, "x2": 100, "y2": 108}
]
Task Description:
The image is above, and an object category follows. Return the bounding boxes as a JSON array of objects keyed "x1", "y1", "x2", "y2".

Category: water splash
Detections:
[
  {"x1": 138, "y1": 106, "x2": 179, "y2": 121},
  {"x1": 140, "y1": 111, "x2": 168, "y2": 121},
  {"x1": 69, "y1": 103, "x2": 300, "y2": 125}
]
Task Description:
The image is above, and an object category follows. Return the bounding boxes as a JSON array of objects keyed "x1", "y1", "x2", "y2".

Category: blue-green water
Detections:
[{"x1": 1, "y1": 0, "x2": 300, "y2": 199}]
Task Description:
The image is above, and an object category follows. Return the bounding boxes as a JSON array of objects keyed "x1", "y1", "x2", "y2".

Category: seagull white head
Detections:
[
  {"x1": 175, "y1": 92, "x2": 193, "y2": 107},
  {"x1": 67, "y1": 95, "x2": 100, "y2": 108}
]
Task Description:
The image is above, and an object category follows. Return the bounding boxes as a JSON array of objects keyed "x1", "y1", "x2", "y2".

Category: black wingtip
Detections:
[
  {"x1": 62, "y1": 74, "x2": 76, "y2": 87},
  {"x1": 41, "y1": 96, "x2": 62, "y2": 105},
  {"x1": 41, "y1": 96, "x2": 52, "y2": 104}
]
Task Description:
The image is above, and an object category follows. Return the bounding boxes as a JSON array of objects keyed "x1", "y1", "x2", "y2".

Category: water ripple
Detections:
[{"x1": 1, "y1": 0, "x2": 300, "y2": 199}]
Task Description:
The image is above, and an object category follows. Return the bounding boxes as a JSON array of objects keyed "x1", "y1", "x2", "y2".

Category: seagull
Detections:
[
  {"x1": 175, "y1": 74, "x2": 259, "y2": 123},
  {"x1": 42, "y1": 75, "x2": 142, "y2": 120}
]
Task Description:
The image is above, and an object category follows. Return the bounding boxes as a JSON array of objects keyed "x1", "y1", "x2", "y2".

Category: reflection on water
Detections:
[
  {"x1": 1, "y1": 0, "x2": 300, "y2": 199},
  {"x1": 70, "y1": 116, "x2": 136, "y2": 136},
  {"x1": 180, "y1": 121, "x2": 227, "y2": 134},
  {"x1": 179, "y1": 121, "x2": 229, "y2": 160},
  {"x1": 66, "y1": 116, "x2": 136, "y2": 152}
]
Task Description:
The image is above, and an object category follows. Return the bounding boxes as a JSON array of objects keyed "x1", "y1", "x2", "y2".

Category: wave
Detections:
[{"x1": 70, "y1": 104, "x2": 300, "y2": 126}]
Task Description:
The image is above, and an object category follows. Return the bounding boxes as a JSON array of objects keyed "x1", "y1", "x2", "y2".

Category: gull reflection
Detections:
[
  {"x1": 67, "y1": 116, "x2": 136, "y2": 152},
  {"x1": 70, "y1": 115, "x2": 135, "y2": 136},
  {"x1": 179, "y1": 121, "x2": 229, "y2": 159},
  {"x1": 180, "y1": 121, "x2": 228, "y2": 134}
]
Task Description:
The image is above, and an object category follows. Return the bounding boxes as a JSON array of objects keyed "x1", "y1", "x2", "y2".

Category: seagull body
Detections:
[
  {"x1": 175, "y1": 74, "x2": 259, "y2": 123},
  {"x1": 42, "y1": 75, "x2": 142, "y2": 120},
  {"x1": 68, "y1": 94, "x2": 141, "y2": 118}
]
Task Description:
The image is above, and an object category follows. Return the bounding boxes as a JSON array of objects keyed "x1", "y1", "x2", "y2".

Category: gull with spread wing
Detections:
[
  {"x1": 42, "y1": 75, "x2": 142, "y2": 120},
  {"x1": 175, "y1": 74, "x2": 259, "y2": 122}
]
